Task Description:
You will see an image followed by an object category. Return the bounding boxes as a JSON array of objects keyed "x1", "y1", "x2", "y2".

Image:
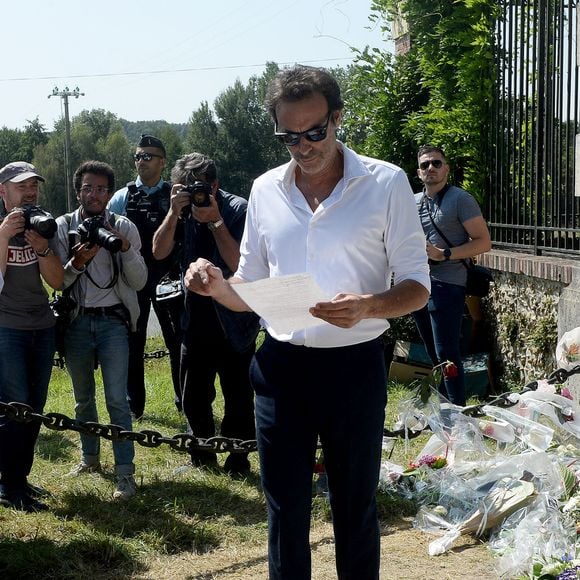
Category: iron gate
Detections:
[{"x1": 489, "y1": 0, "x2": 580, "y2": 256}]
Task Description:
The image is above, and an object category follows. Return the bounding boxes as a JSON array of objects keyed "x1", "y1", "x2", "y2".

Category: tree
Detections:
[
  {"x1": 157, "y1": 125, "x2": 184, "y2": 181},
  {"x1": 99, "y1": 128, "x2": 134, "y2": 189},
  {"x1": 344, "y1": 0, "x2": 499, "y2": 200},
  {"x1": 185, "y1": 101, "x2": 220, "y2": 161},
  {"x1": 0, "y1": 118, "x2": 49, "y2": 168},
  {"x1": 185, "y1": 63, "x2": 288, "y2": 198},
  {"x1": 21, "y1": 118, "x2": 49, "y2": 160},
  {"x1": 0, "y1": 128, "x2": 23, "y2": 168},
  {"x1": 34, "y1": 109, "x2": 133, "y2": 215},
  {"x1": 342, "y1": 48, "x2": 427, "y2": 185}
]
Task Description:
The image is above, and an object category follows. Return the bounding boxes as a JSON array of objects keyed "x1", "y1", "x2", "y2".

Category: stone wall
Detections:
[{"x1": 479, "y1": 250, "x2": 578, "y2": 389}]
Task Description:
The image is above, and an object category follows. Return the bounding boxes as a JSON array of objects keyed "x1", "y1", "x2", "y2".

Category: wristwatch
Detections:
[
  {"x1": 208, "y1": 219, "x2": 224, "y2": 232},
  {"x1": 443, "y1": 248, "x2": 452, "y2": 261},
  {"x1": 37, "y1": 247, "x2": 53, "y2": 257}
]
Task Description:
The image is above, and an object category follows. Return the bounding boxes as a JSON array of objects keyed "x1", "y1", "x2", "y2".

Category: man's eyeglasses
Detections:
[
  {"x1": 80, "y1": 185, "x2": 109, "y2": 195},
  {"x1": 419, "y1": 159, "x2": 444, "y2": 171},
  {"x1": 134, "y1": 152, "x2": 163, "y2": 162},
  {"x1": 274, "y1": 112, "x2": 333, "y2": 147}
]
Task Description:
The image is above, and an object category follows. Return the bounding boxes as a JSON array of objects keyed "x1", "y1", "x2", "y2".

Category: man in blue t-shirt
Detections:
[{"x1": 413, "y1": 145, "x2": 491, "y2": 406}]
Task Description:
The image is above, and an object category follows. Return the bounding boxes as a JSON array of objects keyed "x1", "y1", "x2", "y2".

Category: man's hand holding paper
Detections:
[
  {"x1": 232, "y1": 273, "x2": 331, "y2": 335},
  {"x1": 309, "y1": 292, "x2": 371, "y2": 329}
]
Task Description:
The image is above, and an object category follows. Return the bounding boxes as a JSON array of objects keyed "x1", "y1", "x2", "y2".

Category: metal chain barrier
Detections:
[
  {"x1": 55, "y1": 349, "x2": 170, "y2": 367},
  {"x1": 0, "y1": 401, "x2": 257, "y2": 455},
  {"x1": 15, "y1": 365, "x2": 580, "y2": 451},
  {"x1": 143, "y1": 350, "x2": 170, "y2": 360},
  {"x1": 384, "y1": 365, "x2": 580, "y2": 438}
]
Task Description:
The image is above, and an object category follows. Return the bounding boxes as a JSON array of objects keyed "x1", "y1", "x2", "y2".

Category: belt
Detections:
[{"x1": 79, "y1": 305, "x2": 124, "y2": 316}]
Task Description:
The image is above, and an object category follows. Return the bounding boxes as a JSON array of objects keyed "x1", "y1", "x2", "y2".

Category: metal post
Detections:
[{"x1": 48, "y1": 87, "x2": 84, "y2": 212}]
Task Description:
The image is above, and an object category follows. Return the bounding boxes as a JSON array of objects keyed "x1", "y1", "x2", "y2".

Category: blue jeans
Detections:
[
  {"x1": 64, "y1": 313, "x2": 134, "y2": 468},
  {"x1": 413, "y1": 280, "x2": 467, "y2": 406},
  {"x1": 251, "y1": 336, "x2": 386, "y2": 580},
  {"x1": 0, "y1": 326, "x2": 55, "y2": 486}
]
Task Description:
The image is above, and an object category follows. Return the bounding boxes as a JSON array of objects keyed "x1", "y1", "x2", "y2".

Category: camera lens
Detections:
[
  {"x1": 97, "y1": 229, "x2": 122, "y2": 253},
  {"x1": 28, "y1": 214, "x2": 57, "y2": 239}
]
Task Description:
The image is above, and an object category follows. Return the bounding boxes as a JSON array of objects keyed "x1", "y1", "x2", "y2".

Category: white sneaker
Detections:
[
  {"x1": 113, "y1": 475, "x2": 136, "y2": 501},
  {"x1": 68, "y1": 462, "x2": 101, "y2": 476}
]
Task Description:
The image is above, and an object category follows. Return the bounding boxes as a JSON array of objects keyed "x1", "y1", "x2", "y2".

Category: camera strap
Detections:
[
  {"x1": 83, "y1": 212, "x2": 120, "y2": 290},
  {"x1": 65, "y1": 212, "x2": 120, "y2": 290},
  {"x1": 84, "y1": 257, "x2": 119, "y2": 290}
]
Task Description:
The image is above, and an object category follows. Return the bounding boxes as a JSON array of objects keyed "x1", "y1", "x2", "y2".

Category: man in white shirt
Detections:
[{"x1": 185, "y1": 65, "x2": 430, "y2": 580}]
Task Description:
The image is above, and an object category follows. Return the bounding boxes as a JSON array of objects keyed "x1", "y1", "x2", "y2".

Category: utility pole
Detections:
[{"x1": 48, "y1": 86, "x2": 84, "y2": 212}]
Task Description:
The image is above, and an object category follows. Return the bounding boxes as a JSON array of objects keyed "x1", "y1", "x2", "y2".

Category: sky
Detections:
[{"x1": 1, "y1": 0, "x2": 391, "y2": 131}]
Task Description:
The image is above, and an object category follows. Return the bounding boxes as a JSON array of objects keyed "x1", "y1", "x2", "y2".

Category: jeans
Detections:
[
  {"x1": 127, "y1": 278, "x2": 183, "y2": 417},
  {"x1": 251, "y1": 336, "x2": 386, "y2": 580},
  {"x1": 413, "y1": 279, "x2": 467, "y2": 406},
  {"x1": 64, "y1": 312, "x2": 134, "y2": 467},
  {"x1": 0, "y1": 326, "x2": 55, "y2": 486}
]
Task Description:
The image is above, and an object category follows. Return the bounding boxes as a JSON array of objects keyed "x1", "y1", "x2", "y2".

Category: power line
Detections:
[{"x1": 0, "y1": 58, "x2": 352, "y2": 84}]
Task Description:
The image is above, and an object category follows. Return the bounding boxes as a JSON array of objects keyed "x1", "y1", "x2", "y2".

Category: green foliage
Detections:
[
  {"x1": 119, "y1": 119, "x2": 188, "y2": 145},
  {"x1": 0, "y1": 119, "x2": 49, "y2": 168},
  {"x1": 343, "y1": 48, "x2": 427, "y2": 182},
  {"x1": 345, "y1": 0, "x2": 500, "y2": 200},
  {"x1": 185, "y1": 62, "x2": 289, "y2": 198},
  {"x1": 33, "y1": 110, "x2": 133, "y2": 215}
]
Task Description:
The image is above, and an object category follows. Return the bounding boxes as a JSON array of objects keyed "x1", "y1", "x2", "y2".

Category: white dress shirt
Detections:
[{"x1": 236, "y1": 142, "x2": 430, "y2": 347}]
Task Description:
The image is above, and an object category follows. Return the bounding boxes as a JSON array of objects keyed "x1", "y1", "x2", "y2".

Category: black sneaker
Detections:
[
  {"x1": 0, "y1": 491, "x2": 49, "y2": 513},
  {"x1": 25, "y1": 482, "x2": 50, "y2": 499},
  {"x1": 223, "y1": 453, "x2": 251, "y2": 476}
]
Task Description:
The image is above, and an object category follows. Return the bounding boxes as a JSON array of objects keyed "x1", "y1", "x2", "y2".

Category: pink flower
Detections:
[{"x1": 409, "y1": 454, "x2": 447, "y2": 470}]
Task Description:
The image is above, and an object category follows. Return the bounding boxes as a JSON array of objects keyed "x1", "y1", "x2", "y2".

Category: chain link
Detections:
[
  {"x1": 0, "y1": 401, "x2": 257, "y2": 454},
  {"x1": 55, "y1": 349, "x2": 169, "y2": 367},
  {"x1": 388, "y1": 365, "x2": 580, "y2": 435},
  {"x1": 143, "y1": 350, "x2": 170, "y2": 360},
  {"x1": 5, "y1": 366, "x2": 580, "y2": 451}
]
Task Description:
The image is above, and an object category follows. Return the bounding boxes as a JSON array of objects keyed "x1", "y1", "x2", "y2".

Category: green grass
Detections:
[{"x1": 0, "y1": 337, "x2": 430, "y2": 579}]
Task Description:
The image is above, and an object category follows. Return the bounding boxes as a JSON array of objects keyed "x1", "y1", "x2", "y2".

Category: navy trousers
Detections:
[
  {"x1": 127, "y1": 277, "x2": 183, "y2": 417},
  {"x1": 413, "y1": 279, "x2": 467, "y2": 406},
  {"x1": 250, "y1": 335, "x2": 386, "y2": 580}
]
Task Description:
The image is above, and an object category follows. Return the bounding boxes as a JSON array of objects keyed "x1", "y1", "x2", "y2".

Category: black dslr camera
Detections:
[
  {"x1": 20, "y1": 204, "x2": 57, "y2": 239},
  {"x1": 182, "y1": 181, "x2": 212, "y2": 208},
  {"x1": 77, "y1": 215, "x2": 122, "y2": 253}
]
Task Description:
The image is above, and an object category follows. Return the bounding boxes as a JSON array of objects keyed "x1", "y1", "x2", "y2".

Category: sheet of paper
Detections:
[{"x1": 232, "y1": 273, "x2": 330, "y2": 334}]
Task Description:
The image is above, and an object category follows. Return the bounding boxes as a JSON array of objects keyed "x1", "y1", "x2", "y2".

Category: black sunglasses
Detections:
[
  {"x1": 134, "y1": 152, "x2": 163, "y2": 162},
  {"x1": 419, "y1": 159, "x2": 444, "y2": 171},
  {"x1": 274, "y1": 112, "x2": 333, "y2": 147}
]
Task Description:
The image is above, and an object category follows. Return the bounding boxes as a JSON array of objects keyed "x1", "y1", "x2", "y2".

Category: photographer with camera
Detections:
[
  {"x1": 108, "y1": 135, "x2": 182, "y2": 420},
  {"x1": 152, "y1": 153, "x2": 258, "y2": 475},
  {"x1": 0, "y1": 161, "x2": 64, "y2": 512},
  {"x1": 54, "y1": 161, "x2": 147, "y2": 501}
]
